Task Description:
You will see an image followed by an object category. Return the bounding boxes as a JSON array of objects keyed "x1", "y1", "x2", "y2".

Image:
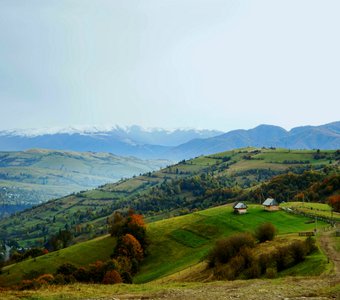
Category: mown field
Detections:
[{"x1": 0, "y1": 204, "x2": 329, "y2": 287}]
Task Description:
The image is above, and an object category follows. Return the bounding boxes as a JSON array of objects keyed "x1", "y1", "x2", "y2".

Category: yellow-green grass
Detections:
[
  {"x1": 134, "y1": 204, "x2": 327, "y2": 283},
  {"x1": 334, "y1": 235, "x2": 340, "y2": 252},
  {"x1": 281, "y1": 202, "x2": 340, "y2": 222},
  {"x1": 0, "y1": 235, "x2": 116, "y2": 287}
]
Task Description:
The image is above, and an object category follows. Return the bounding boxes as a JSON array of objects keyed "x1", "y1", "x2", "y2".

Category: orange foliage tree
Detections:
[
  {"x1": 115, "y1": 233, "x2": 144, "y2": 262},
  {"x1": 102, "y1": 270, "x2": 123, "y2": 284},
  {"x1": 328, "y1": 195, "x2": 340, "y2": 212}
]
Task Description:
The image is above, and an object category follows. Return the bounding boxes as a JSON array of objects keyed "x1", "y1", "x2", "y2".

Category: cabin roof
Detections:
[
  {"x1": 233, "y1": 202, "x2": 248, "y2": 209},
  {"x1": 262, "y1": 198, "x2": 279, "y2": 206}
]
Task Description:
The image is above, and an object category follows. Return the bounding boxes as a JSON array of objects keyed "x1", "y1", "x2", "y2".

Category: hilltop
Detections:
[
  {"x1": 0, "y1": 147, "x2": 338, "y2": 248},
  {"x1": 0, "y1": 149, "x2": 168, "y2": 217}
]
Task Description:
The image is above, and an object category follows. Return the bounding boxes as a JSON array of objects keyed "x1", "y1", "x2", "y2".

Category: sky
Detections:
[{"x1": 0, "y1": 0, "x2": 339, "y2": 132}]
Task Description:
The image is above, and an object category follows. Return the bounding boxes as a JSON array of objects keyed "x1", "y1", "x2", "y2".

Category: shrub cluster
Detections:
[
  {"x1": 254, "y1": 222, "x2": 276, "y2": 243},
  {"x1": 208, "y1": 228, "x2": 317, "y2": 281},
  {"x1": 20, "y1": 258, "x2": 131, "y2": 289},
  {"x1": 207, "y1": 232, "x2": 255, "y2": 268}
]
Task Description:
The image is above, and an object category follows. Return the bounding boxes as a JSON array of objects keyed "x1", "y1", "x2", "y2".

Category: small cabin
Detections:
[
  {"x1": 262, "y1": 198, "x2": 279, "y2": 211},
  {"x1": 233, "y1": 202, "x2": 248, "y2": 214}
]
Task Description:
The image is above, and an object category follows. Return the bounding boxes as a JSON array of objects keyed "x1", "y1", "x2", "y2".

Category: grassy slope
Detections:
[
  {"x1": 135, "y1": 204, "x2": 328, "y2": 283},
  {"x1": 0, "y1": 204, "x2": 328, "y2": 287},
  {"x1": 1, "y1": 148, "x2": 336, "y2": 247},
  {"x1": 281, "y1": 202, "x2": 340, "y2": 222},
  {"x1": 0, "y1": 235, "x2": 116, "y2": 287}
]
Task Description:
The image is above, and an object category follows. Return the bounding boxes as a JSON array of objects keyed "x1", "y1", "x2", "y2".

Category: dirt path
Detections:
[{"x1": 319, "y1": 230, "x2": 340, "y2": 277}]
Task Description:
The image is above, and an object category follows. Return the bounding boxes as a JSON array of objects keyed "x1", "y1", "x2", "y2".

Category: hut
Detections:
[
  {"x1": 262, "y1": 198, "x2": 279, "y2": 211},
  {"x1": 233, "y1": 202, "x2": 248, "y2": 214}
]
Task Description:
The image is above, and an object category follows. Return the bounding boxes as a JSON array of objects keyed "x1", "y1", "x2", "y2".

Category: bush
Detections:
[
  {"x1": 53, "y1": 274, "x2": 66, "y2": 285},
  {"x1": 121, "y1": 271, "x2": 133, "y2": 284},
  {"x1": 290, "y1": 240, "x2": 307, "y2": 263},
  {"x1": 20, "y1": 279, "x2": 41, "y2": 290},
  {"x1": 274, "y1": 246, "x2": 294, "y2": 271},
  {"x1": 73, "y1": 267, "x2": 89, "y2": 282},
  {"x1": 88, "y1": 261, "x2": 106, "y2": 283},
  {"x1": 265, "y1": 267, "x2": 277, "y2": 278},
  {"x1": 255, "y1": 223, "x2": 276, "y2": 243},
  {"x1": 57, "y1": 263, "x2": 77, "y2": 276},
  {"x1": 63, "y1": 274, "x2": 76, "y2": 284},
  {"x1": 102, "y1": 270, "x2": 123, "y2": 284},
  {"x1": 113, "y1": 234, "x2": 144, "y2": 263},
  {"x1": 208, "y1": 232, "x2": 255, "y2": 267},
  {"x1": 258, "y1": 253, "x2": 275, "y2": 274},
  {"x1": 214, "y1": 264, "x2": 236, "y2": 280},
  {"x1": 36, "y1": 274, "x2": 54, "y2": 285},
  {"x1": 305, "y1": 236, "x2": 317, "y2": 254},
  {"x1": 244, "y1": 261, "x2": 261, "y2": 279}
]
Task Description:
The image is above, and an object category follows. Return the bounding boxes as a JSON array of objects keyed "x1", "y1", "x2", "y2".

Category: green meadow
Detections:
[{"x1": 0, "y1": 204, "x2": 327, "y2": 287}]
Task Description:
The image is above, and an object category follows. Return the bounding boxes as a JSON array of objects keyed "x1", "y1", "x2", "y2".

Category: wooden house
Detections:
[
  {"x1": 233, "y1": 202, "x2": 248, "y2": 214},
  {"x1": 262, "y1": 198, "x2": 279, "y2": 211}
]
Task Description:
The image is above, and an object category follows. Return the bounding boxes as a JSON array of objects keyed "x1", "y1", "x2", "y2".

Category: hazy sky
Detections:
[{"x1": 0, "y1": 0, "x2": 339, "y2": 132}]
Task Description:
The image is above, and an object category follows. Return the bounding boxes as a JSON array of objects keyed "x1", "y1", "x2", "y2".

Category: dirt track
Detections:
[{"x1": 319, "y1": 230, "x2": 340, "y2": 277}]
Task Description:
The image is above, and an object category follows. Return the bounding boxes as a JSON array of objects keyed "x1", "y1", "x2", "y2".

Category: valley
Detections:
[{"x1": 0, "y1": 149, "x2": 168, "y2": 218}]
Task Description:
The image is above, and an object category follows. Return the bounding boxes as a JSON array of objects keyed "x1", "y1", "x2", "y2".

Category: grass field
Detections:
[
  {"x1": 0, "y1": 235, "x2": 116, "y2": 287},
  {"x1": 0, "y1": 204, "x2": 329, "y2": 287},
  {"x1": 136, "y1": 204, "x2": 328, "y2": 283},
  {"x1": 281, "y1": 202, "x2": 340, "y2": 222}
]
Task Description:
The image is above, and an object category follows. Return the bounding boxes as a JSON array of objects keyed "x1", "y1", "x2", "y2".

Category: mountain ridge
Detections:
[
  {"x1": 174, "y1": 121, "x2": 340, "y2": 158},
  {"x1": 0, "y1": 122, "x2": 339, "y2": 160}
]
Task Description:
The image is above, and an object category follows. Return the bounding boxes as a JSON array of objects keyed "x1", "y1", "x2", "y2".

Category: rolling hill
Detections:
[
  {"x1": 0, "y1": 149, "x2": 169, "y2": 218},
  {"x1": 0, "y1": 148, "x2": 338, "y2": 248},
  {"x1": 0, "y1": 204, "x2": 329, "y2": 287}
]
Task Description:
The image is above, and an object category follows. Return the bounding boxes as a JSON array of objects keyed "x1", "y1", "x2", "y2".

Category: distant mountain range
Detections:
[
  {"x1": 0, "y1": 122, "x2": 339, "y2": 160},
  {"x1": 0, "y1": 126, "x2": 221, "y2": 159},
  {"x1": 173, "y1": 121, "x2": 340, "y2": 158}
]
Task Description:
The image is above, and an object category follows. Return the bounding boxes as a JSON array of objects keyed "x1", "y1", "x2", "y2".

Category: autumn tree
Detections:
[
  {"x1": 114, "y1": 234, "x2": 143, "y2": 262},
  {"x1": 109, "y1": 210, "x2": 148, "y2": 252},
  {"x1": 102, "y1": 270, "x2": 123, "y2": 284},
  {"x1": 328, "y1": 195, "x2": 340, "y2": 213}
]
